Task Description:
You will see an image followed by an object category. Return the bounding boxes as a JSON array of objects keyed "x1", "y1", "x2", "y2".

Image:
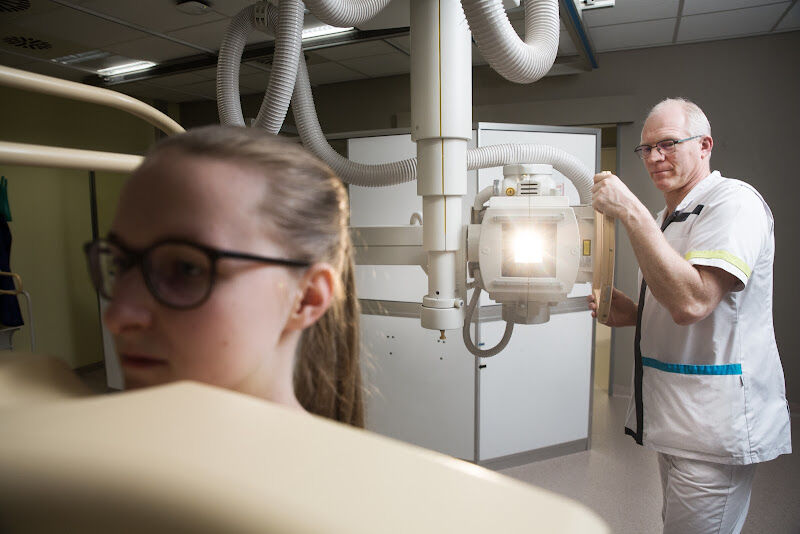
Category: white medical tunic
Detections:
[{"x1": 624, "y1": 171, "x2": 792, "y2": 465}]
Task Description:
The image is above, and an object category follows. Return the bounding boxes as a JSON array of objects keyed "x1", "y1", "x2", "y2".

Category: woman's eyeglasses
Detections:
[
  {"x1": 634, "y1": 135, "x2": 702, "y2": 159},
  {"x1": 84, "y1": 237, "x2": 310, "y2": 309}
]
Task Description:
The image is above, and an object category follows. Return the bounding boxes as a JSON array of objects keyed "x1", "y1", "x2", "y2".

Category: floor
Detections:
[{"x1": 500, "y1": 390, "x2": 800, "y2": 534}]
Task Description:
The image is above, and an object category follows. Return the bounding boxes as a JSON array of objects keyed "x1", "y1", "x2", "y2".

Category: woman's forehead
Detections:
[{"x1": 114, "y1": 152, "x2": 270, "y2": 246}]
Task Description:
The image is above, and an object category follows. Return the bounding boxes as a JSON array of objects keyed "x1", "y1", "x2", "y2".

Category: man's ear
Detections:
[
  {"x1": 286, "y1": 263, "x2": 336, "y2": 332},
  {"x1": 700, "y1": 135, "x2": 713, "y2": 159}
]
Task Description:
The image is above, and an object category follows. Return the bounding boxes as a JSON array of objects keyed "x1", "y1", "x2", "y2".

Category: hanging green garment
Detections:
[{"x1": 0, "y1": 177, "x2": 11, "y2": 222}]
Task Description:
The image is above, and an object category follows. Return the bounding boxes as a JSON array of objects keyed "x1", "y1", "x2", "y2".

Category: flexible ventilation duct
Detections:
[
  {"x1": 292, "y1": 55, "x2": 417, "y2": 187},
  {"x1": 462, "y1": 0, "x2": 559, "y2": 84},
  {"x1": 252, "y1": 0, "x2": 303, "y2": 132},
  {"x1": 216, "y1": 5, "x2": 254, "y2": 126},
  {"x1": 468, "y1": 144, "x2": 593, "y2": 203},
  {"x1": 217, "y1": 2, "x2": 301, "y2": 134},
  {"x1": 462, "y1": 286, "x2": 514, "y2": 357},
  {"x1": 304, "y1": 0, "x2": 393, "y2": 27}
]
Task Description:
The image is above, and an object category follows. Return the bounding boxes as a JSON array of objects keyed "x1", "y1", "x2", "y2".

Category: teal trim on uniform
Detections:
[{"x1": 642, "y1": 357, "x2": 742, "y2": 375}]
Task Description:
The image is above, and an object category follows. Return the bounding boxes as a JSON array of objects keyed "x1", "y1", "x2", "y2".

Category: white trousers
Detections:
[{"x1": 658, "y1": 453, "x2": 756, "y2": 534}]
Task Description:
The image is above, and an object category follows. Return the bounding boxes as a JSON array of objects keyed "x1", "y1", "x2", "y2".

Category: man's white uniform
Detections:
[{"x1": 624, "y1": 171, "x2": 791, "y2": 532}]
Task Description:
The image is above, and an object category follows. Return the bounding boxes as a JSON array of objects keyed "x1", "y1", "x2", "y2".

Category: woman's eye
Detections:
[{"x1": 175, "y1": 260, "x2": 205, "y2": 277}]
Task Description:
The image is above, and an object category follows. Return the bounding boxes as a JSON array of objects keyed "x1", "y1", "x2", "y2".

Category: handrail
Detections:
[
  {"x1": 0, "y1": 141, "x2": 143, "y2": 174},
  {"x1": 0, "y1": 65, "x2": 184, "y2": 136}
]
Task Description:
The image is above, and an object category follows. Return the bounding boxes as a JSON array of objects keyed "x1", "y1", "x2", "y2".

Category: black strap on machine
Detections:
[{"x1": 624, "y1": 204, "x2": 704, "y2": 445}]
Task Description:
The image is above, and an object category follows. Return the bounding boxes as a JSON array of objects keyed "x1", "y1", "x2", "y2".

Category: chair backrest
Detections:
[{"x1": 0, "y1": 358, "x2": 608, "y2": 533}]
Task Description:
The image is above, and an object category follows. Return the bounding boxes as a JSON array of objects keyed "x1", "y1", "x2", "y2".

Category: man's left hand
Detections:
[{"x1": 592, "y1": 171, "x2": 642, "y2": 222}]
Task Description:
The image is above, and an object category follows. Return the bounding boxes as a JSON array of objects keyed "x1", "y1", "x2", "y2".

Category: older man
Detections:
[{"x1": 590, "y1": 98, "x2": 791, "y2": 534}]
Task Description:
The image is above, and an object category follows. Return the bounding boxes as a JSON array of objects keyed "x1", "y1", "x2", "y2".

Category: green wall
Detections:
[{"x1": 0, "y1": 85, "x2": 164, "y2": 368}]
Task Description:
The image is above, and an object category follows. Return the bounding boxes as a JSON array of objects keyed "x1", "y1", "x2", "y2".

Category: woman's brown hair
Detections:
[{"x1": 145, "y1": 125, "x2": 363, "y2": 427}]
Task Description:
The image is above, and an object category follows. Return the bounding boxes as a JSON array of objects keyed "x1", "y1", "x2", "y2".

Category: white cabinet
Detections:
[{"x1": 347, "y1": 123, "x2": 599, "y2": 466}]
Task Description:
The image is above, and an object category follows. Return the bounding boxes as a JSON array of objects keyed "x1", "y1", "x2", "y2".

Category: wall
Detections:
[
  {"x1": 0, "y1": 85, "x2": 159, "y2": 368},
  {"x1": 181, "y1": 31, "x2": 800, "y2": 404}
]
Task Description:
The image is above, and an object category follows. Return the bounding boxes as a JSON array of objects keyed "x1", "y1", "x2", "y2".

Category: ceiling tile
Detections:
[
  {"x1": 176, "y1": 79, "x2": 219, "y2": 97},
  {"x1": 209, "y1": 0, "x2": 261, "y2": 17},
  {"x1": 79, "y1": 0, "x2": 226, "y2": 33},
  {"x1": 191, "y1": 66, "x2": 220, "y2": 80},
  {"x1": 0, "y1": 0, "x2": 61, "y2": 22},
  {"x1": 2, "y1": 57, "x2": 86, "y2": 82},
  {"x1": 137, "y1": 71, "x2": 207, "y2": 88},
  {"x1": 677, "y1": 3, "x2": 789, "y2": 42},
  {"x1": 0, "y1": 50, "x2": 35, "y2": 68},
  {"x1": 12, "y1": 7, "x2": 143, "y2": 47},
  {"x1": 167, "y1": 18, "x2": 270, "y2": 51},
  {"x1": 241, "y1": 62, "x2": 271, "y2": 75},
  {"x1": 239, "y1": 71, "x2": 270, "y2": 91},
  {"x1": 0, "y1": 20, "x2": 90, "y2": 60},
  {"x1": 583, "y1": 0, "x2": 680, "y2": 27},
  {"x1": 776, "y1": 1, "x2": 800, "y2": 30},
  {"x1": 127, "y1": 80, "x2": 213, "y2": 102},
  {"x1": 590, "y1": 18, "x2": 675, "y2": 52},
  {"x1": 683, "y1": 0, "x2": 787, "y2": 16},
  {"x1": 313, "y1": 40, "x2": 395, "y2": 61},
  {"x1": 559, "y1": 27, "x2": 579, "y2": 56},
  {"x1": 306, "y1": 62, "x2": 367, "y2": 85},
  {"x1": 386, "y1": 36, "x2": 410, "y2": 54},
  {"x1": 338, "y1": 51, "x2": 410, "y2": 77},
  {"x1": 101, "y1": 36, "x2": 205, "y2": 63}
]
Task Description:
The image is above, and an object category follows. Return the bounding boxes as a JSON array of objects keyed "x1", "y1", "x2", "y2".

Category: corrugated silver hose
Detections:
[
  {"x1": 253, "y1": 0, "x2": 303, "y2": 132},
  {"x1": 467, "y1": 144, "x2": 594, "y2": 203},
  {"x1": 217, "y1": 2, "x2": 299, "y2": 134},
  {"x1": 462, "y1": 0, "x2": 559, "y2": 84},
  {"x1": 303, "y1": 0, "x2": 393, "y2": 27},
  {"x1": 216, "y1": 5, "x2": 255, "y2": 126},
  {"x1": 462, "y1": 286, "x2": 514, "y2": 358},
  {"x1": 291, "y1": 54, "x2": 417, "y2": 187}
]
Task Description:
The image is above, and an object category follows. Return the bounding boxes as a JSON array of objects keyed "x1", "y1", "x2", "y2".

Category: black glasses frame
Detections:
[
  {"x1": 84, "y1": 237, "x2": 311, "y2": 310},
  {"x1": 633, "y1": 135, "x2": 702, "y2": 159}
]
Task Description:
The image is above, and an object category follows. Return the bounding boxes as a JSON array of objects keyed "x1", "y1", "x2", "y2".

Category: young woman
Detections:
[{"x1": 84, "y1": 125, "x2": 363, "y2": 427}]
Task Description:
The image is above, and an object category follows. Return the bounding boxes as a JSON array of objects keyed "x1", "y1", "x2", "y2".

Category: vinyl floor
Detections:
[{"x1": 499, "y1": 390, "x2": 800, "y2": 534}]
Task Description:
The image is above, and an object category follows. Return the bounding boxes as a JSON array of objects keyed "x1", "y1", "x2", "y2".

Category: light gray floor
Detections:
[{"x1": 500, "y1": 390, "x2": 799, "y2": 534}]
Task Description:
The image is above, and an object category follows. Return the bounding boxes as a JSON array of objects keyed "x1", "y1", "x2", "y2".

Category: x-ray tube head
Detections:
[
  {"x1": 512, "y1": 229, "x2": 544, "y2": 264},
  {"x1": 466, "y1": 164, "x2": 592, "y2": 325}
]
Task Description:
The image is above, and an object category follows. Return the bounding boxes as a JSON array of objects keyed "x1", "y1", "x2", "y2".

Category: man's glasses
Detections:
[
  {"x1": 633, "y1": 135, "x2": 702, "y2": 159},
  {"x1": 84, "y1": 237, "x2": 310, "y2": 309}
]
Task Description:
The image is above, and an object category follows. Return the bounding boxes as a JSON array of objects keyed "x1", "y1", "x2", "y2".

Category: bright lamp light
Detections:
[{"x1": 513, "y1": 229, "x2": 543, "y2": 264}]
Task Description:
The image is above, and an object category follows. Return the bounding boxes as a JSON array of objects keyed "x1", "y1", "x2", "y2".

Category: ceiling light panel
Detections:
[{"x1": 96, "y1": 60, "x2": 156, "y2": 76}]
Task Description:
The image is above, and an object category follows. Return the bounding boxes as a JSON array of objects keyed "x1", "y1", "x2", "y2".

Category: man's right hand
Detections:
[{"x1": 588, "y1": 287, "x2": 638, "y2": 327}]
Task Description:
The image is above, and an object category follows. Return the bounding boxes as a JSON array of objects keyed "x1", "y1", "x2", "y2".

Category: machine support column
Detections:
[{"x1": 410, "y1": 0, "x2": 472, "y2": 333}]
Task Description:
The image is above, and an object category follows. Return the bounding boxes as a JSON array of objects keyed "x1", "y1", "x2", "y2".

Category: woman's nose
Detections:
[{"x1": 102, "y1": 269, "x2": 154, "y2": 334}]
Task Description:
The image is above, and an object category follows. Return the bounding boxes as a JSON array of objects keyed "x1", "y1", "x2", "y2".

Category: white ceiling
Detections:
[{"x1": 0, "y1": 0, "x2": 798, "y2": 103}]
